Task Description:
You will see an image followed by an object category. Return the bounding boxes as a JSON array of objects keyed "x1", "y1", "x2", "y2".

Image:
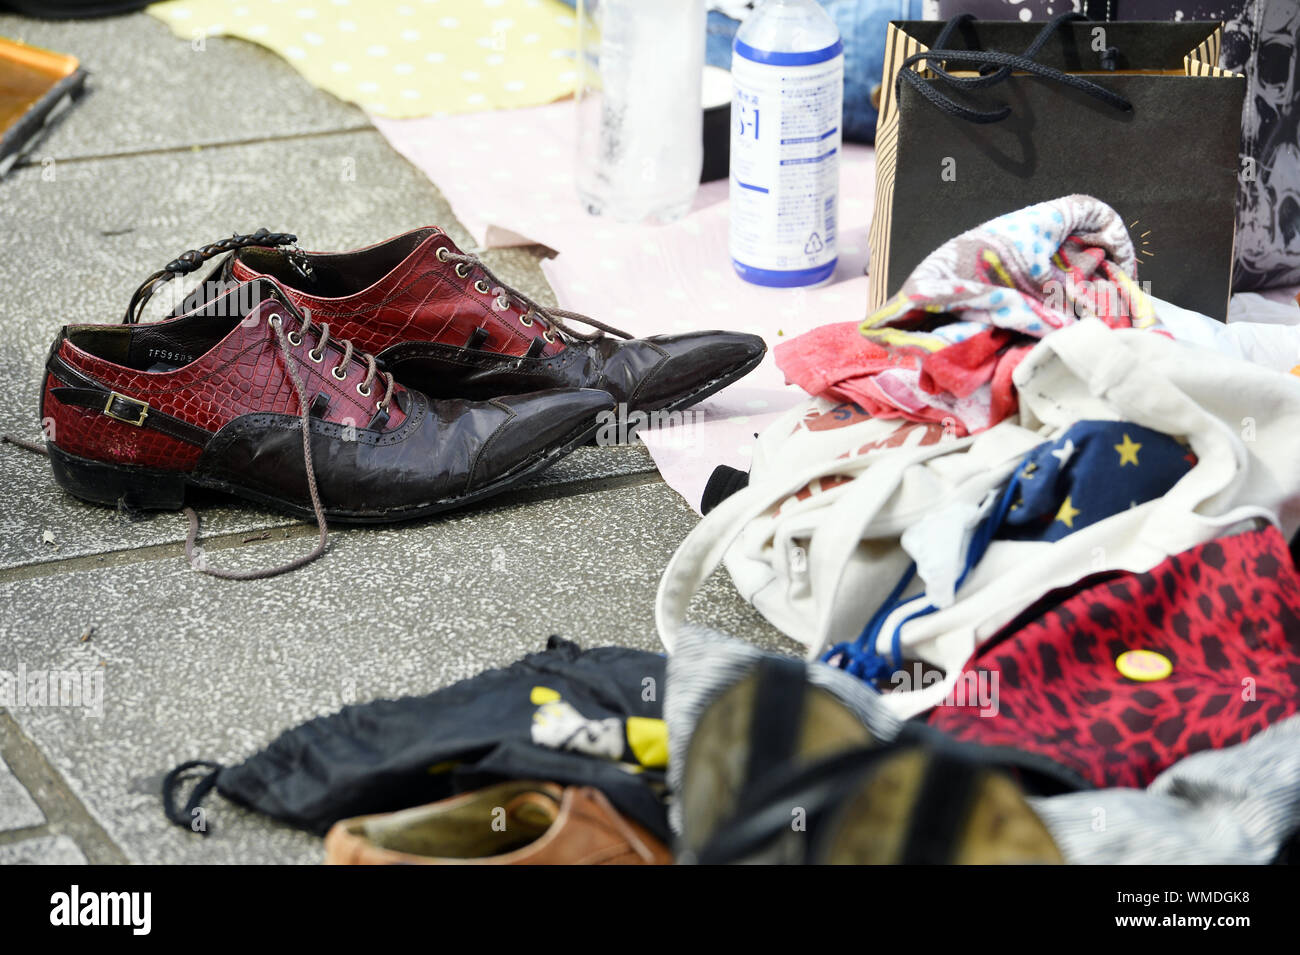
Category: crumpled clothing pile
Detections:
[{"x1": 775, "y1": 194, "x2": 1156, "y2": 435}]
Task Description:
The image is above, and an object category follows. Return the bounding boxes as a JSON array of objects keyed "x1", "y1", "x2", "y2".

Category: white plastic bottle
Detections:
[
  {"x1": 575, "y1": 0, "x2": 706, "y2": 224},
  {"x1": 729, "y1": 0, "x2": 843, "y2": 286}
]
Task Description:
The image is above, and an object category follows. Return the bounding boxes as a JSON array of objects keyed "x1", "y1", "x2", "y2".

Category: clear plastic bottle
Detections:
[
  {"x1": 575, "y1": 0, "x2": 706, "y2": 224},
  {"x1": 729, "y1": 0, "x2": 843, "y2": 286}
]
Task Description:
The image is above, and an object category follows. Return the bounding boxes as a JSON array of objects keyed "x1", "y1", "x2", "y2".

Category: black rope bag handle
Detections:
[
  {"x1": 897, "y1": 10, "x2": 1131, "y2": 124},
  {"x1": 897, "y1": 47, "x2": 1133, "y2": 125},
  {"x1": 923, "y1": 11, "x2": 1089, "y2": 93},
  {"x1": 123, "y1": 227, "x2": 297, "y2": 324}
]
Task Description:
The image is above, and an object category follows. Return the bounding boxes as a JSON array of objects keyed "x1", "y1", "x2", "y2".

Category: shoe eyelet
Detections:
[
  {"x1": 287, "y1": 330, "x2": 303, "y2": 346},
  {"x1": 376, "y1": 397, "x2": 389, "y2": 411},
  {"x1": 520, "y1": 315, "x2": 534, "y2": 327},
  {"x1": 543, "y1": 330, "x2": 556, "y2": 344},
  {"x1": 268, "y1": 313, "x2": 283, "y2": 329},
  {"x1": 435, "y1": 247, "x2": 450, "y2": 262},
  {"x1": 474, "y1": 280, "x2": 491, "y2": 294},
  {"x1": 454, "y1": 263, "x2": 470, "y2": 278},
  {"x1": 357, "y1": 383, "x2": 372, "y2": 398},
  {"x1": 308, "y1": 348, "x2": 324, "y2": 363},
  {"x1": 331, "y1": 365, "x2": 348, "y2": 381}
]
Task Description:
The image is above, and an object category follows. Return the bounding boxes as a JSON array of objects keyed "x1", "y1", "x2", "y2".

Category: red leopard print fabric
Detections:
[{"x1": 927, "y1": 526, "x2": 1300, "y2": 788}]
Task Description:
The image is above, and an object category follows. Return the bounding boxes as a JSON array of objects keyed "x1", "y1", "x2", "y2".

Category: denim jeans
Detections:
[{"x1": 560, "y1": 1, "x2": 924, "y2": 143}]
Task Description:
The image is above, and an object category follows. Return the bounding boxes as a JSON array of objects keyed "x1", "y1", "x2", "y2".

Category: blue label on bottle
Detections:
[{"x1": 733, "y1": 38, "x2": 844, "y2": 67}]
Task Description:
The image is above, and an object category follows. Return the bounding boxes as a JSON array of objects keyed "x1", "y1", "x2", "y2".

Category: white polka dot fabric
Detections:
[{"x1": 149, "y1": 0, "x2": 579, "y2": 118}]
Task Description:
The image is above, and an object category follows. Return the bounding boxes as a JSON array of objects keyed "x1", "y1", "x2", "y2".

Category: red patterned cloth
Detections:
[
  {"x1": 926, "y1": 526, "x2": 1300, "y2": 788},
  {"x1": 776, "y1": 196, "x2": 1150, "y2": 435}
]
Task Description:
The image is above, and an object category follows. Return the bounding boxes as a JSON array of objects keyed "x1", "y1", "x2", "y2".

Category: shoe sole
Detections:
[
  {"x1": 821, "y1": 748, "x2": 1065, "y2": 865},
  {"x1": 680, "y1": 668, "x2": 874, "y2": 855},
  {"x1": 45, "y1": 414, "x2": 601, "y2": 525},
  {"x1": 686, "y1": 670, "x2": 1060, "y2": 867},
  {"x1": 682, "y1": 669, "x2": 1063, "y2": 864}
]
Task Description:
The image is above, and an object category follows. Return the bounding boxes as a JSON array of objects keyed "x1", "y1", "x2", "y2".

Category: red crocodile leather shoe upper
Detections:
[
  {"x1": 43, "y1": 297, "x2": 406, "y2": 471},
  {"x1": 229, "y1": 228, "x2": 564, "y2": 360}
]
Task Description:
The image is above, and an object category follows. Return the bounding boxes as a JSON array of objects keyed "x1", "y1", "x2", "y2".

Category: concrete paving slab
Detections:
[
  {"x1": 0, "y1": 454, "x2": 297, "y2": 574},
  {"x1": 0, "y1": 442, "x2": 656, "y2": 573},
  {"x1": 0, "y1": 12, "x2": 368, "y2": 163},
  {"x1": 0, "y1": 753, "x2": 44, "y2": 832},
  {"x1": 0, "y1": 834, "x2": 87, "y2": 864},
  {"x1": 0, "y1": 710, "x2": 130, "y2": 863},
  {"x1": 0, "y1": 481, "x2": 790, "y2": 864},
  {"x1": 0, "y1": 126, "x2": 656, "y2": 573}
]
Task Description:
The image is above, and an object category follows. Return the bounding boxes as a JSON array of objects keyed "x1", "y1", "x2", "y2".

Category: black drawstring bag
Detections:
[{"x1": 162, "y1": 637, "x2": 671, "y2": 840}]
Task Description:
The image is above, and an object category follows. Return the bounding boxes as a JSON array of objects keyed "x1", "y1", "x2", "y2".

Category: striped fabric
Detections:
[
  {"x1": 666, "y1": 629, "x2": 1300, "y2": 862},
  {"x1": 1031, "y1": 716, "x2": 1300, "y2": 865},
  {"x1": 1188, "y1": 28, "x2": 1220, "y2": 75}
]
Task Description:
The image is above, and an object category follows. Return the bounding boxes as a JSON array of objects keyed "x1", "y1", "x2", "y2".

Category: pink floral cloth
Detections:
[{"x1": 776, "y1": 195, "x2": 1153, "y2": 435}]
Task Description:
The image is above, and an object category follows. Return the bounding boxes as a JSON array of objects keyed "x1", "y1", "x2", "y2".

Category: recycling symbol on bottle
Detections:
[{"x1": 804, "y1": 232, "x2": 824, "y2": 255}]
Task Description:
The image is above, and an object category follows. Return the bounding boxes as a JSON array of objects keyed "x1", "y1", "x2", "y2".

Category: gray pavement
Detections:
[
  {"x1": 0, "y1": 754, "x2": 44, "y2": 831},
  {"x1": 0, "y1": 11, "x2": 790, "y2": 864}
]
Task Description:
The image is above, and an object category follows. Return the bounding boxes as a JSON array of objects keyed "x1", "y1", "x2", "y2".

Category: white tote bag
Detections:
[{"x1": 657, "y1": 319, "x2": 1300, "y2": 718}]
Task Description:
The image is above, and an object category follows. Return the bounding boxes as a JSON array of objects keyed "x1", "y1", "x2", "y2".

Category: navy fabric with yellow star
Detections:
[
  {"x1": 994, "y1": 421, "x2": 1196, "y2": 543},
  {"x1": 822, "y1": 420, "x2": 1198, "y2": 687}
]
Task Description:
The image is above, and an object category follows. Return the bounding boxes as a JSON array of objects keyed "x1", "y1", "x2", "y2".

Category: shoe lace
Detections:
[
  {"x1": 123, "y1": 228, "x2": 298, "y2": 325},
  {"x1": 438, "y1": 247, "x2": 633, "y2": 343},
  {"x1": 184, "y1": 308, "x2": 399, "y2": 580},
  {"x1": 187, "y1": 305, "x2": 410, "y2": 579},
  {"x1": 289, "y1": 313, "x2": 397, "y2": 411}
]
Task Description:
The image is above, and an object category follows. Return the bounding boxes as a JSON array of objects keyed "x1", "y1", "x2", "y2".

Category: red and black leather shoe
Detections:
[
  {"x1": 151, "y1": 228, "x2": 767, "y2": 411},
  {"x1": 42, "y1": 277, "x2": 613, "y2": 526}
]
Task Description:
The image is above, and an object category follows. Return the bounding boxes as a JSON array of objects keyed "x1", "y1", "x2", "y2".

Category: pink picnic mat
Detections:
[{"x1": 372, "y1": 102, "x2": 876, "y2": 511}]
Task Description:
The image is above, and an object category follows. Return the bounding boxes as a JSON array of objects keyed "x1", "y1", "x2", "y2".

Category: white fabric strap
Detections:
[{"x1": 656, "y1": 440, "x2": 963, "y2": 653}]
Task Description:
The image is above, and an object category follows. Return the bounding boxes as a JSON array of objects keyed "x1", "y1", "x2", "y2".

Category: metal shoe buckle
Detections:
[{"x1": 103, "y1": 391, "x2": 150, "y2": 427}]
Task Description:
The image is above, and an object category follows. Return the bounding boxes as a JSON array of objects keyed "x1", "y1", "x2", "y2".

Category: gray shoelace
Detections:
[
  {"x1": 193, "y1": 312, "x2": 329, "y2": 580},
  {"x1": 290, "y1": 313, "x2": 397, "y2": 409}
]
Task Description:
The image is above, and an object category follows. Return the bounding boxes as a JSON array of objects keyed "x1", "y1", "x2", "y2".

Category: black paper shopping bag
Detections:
[
  {"x1": 934, "y1": 1, "x2": 1300, "y2": 294},
  {"x1": 868, "y1": 15, "x2": 1245, "y2": 319}
]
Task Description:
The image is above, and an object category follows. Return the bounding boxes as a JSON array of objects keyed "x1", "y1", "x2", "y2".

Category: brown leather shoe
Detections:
[
  {"x1": 323, "y1": 781, "x2": 672, "y2": 865},
  {"x1": 140, "y1": 228, "x2": 767, "y2": 413}
]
